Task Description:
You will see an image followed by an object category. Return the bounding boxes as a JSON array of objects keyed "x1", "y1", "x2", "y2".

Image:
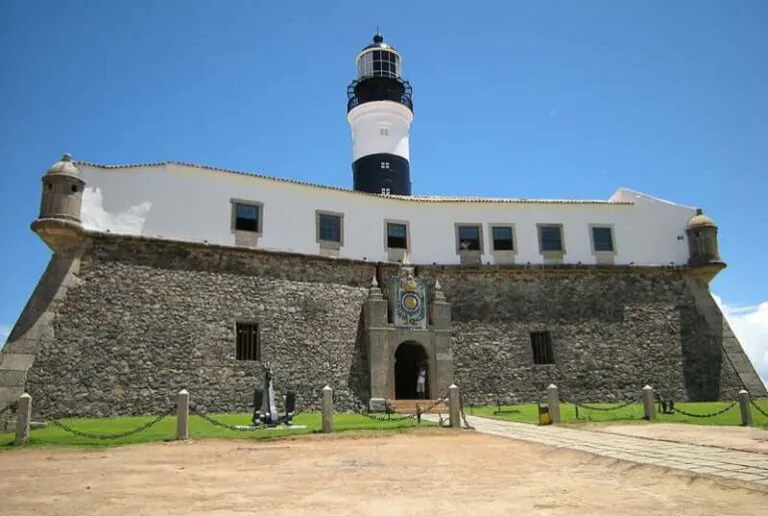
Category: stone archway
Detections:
[{"x1": 394, "y1": 341, "x2": 429, "y2": 399}]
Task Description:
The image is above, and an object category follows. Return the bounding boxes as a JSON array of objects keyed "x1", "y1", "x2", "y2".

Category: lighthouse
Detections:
[{"x1": 347, "y1": 32, "x2": 414, "y2": 196}]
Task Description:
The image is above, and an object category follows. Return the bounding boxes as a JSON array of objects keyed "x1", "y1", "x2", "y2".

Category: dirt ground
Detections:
[
  {"x1": 1, "y1": 430, "x2": 767, "y2": 516},
  {"x1": 582, "y1": 422, "x2": 768, "y2": 454}
]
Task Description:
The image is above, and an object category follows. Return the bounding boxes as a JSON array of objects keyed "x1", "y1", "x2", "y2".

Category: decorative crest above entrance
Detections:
[{"x1": 389, "y1": 258, "x2": 428, "y2": 329}]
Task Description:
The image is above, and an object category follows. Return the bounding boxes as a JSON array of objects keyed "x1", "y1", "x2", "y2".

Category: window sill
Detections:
[
  {"x1": 593, "y1": 251, "x2": 616, "y2": 265},
  {"x1": 387, "y1": 247, "x2": 408, "y2": 262},
  {"x1": 234, "y1": 230, "x2": 260, "y2": 248},
  {"x1": 491, "y1": 250, "x2": 517, "y2": 264},
  {"x1": 457, "y1": 250, "x2": 482, "y2": 265},
  {"x1": 318, "y1": 240, "x2": 342, "y2": 250}
]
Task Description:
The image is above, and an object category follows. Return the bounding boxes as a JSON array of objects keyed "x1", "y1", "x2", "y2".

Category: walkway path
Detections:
[{"x1": 453, "y1": 415, "x2": 768, "y2": 486}]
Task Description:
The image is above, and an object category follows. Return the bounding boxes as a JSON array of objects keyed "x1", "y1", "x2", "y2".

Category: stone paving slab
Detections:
[{"x1": 451, "y1": 415, "x2": 768, "y2": 486}]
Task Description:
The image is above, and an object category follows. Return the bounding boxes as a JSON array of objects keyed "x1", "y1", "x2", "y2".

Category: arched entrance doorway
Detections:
[{"x1": 394, "y1": 341, "x2": 429, "y2": 399}]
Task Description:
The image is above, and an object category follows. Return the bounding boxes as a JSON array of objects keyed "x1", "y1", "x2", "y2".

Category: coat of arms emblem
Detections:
[{"x1": 390, "y1": 258, "x2": 427, "y2": 329}]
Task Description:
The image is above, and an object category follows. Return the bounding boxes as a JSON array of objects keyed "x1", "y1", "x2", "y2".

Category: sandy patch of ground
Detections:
[
  {"x1": 0, "y1": 431, "x2": 766, "y2": 516},
  {"x1": 581, "y1": 422, "x2": 768, "y2": 454}
]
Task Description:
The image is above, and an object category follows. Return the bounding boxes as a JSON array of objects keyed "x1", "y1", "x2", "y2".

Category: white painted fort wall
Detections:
[{"x1": 77, "y1": 162, "x2": 698, "y2": 266}]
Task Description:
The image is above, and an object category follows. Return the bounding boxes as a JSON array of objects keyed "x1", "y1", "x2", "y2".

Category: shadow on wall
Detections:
[
  {"x1": 680, "y1": 305, "x2": 723, "y2": 401},
  {"x1": 3, "y1": 254, "x2": 77, "y2": 352},
  {"x1": 347, "y1": 307, "x2": 370, "y2": 403}
]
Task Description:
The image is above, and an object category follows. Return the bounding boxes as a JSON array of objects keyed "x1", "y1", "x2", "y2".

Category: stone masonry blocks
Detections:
[{"x1": 6, "y1": 233, "x2": 751, "y2": 420}]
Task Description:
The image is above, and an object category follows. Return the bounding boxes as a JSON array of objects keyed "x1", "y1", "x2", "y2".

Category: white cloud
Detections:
[
  {"x1": 0, "y1": 325, "x2": 10, "y2": 350},
  {"x1": 712, "y1": 294, "x2": 768, "y2": 387}
]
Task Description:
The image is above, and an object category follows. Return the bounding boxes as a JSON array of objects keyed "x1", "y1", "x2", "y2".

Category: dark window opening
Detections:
[
  {"x1": 540, "y1": 226, "x2": 563, "y2": 252},
  {"x1": 530, "y1": 331, "x2": 555, "y2": 365},
  {"x1": 236, "y1": 323, "x2": 261, "y2": 361},
  {"x1": 387, "y1": 222, "x2": 408, "y2": 249},
  {"x1": 592, "y1": 227, "x2": 614, "y2": 252},
  {"x1": 71, "y1": 184, "x2": 78, "y2": 193},
  {"x1": 492, "y1": 226, "x2": 514, "y2": 251},
  {"x1": 458, "y1": 225, "x2": 481, "y2": 251},
  {"x1": 318, "y1": 213, "x2": 342, "y2": 242},
  {"x1": 234, "y1": 203, "x2": 260, "y2": 232}
]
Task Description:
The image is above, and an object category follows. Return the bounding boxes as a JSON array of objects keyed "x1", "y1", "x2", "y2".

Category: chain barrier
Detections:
[
  {"x1": 672, "y1": 400, "x2": 738, "y2": 419},
  {"x1": 47, "y1": 410, "x2": 173, "y2": 440},
  {"x1": 188, "y1": 406, "x2": 267, "y2": 432},
  {"x1": 458, "y1": 392, "x2": 475, "y2": 430},
  {"x1": 749, "y1": 399, "x2": 768, "y2": 419},
  {"x1": 189, "y1": 390, "x2": 324, "y2": 431},
  {"x1": 345, "y1": 394, "x2": 449, "y2": 423},
  {"x1": 287, "y1": 390, "x2": 324, "y2": 419},
  {"x1": 0, "y1": 401, "x2": 17, "y2": 417},
  {"x1": 565, "y1": 396, "x2": 642, "y2": 413},
  {"x1": 354, "y1": 408, "x2": 417, "y2": 422}
]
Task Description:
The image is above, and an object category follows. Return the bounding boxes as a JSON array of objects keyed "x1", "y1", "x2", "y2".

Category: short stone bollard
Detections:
[
  {"x1": 322, "y1": 385, "x2": 333, "y2": 433},
  {"x1": 15, "y1": 393, "x2": 32, "y2": 446},
  {"x1": 176, "y1": 389, "x2": 189, "y2": 440},
  {"x1": 738, "y1": 389, "x2": 752, "y2": 427},
  {"x1": 448, "y1": 384, "x2": 461, "y2": 429},
  {"x1": 642, "y1": 385, "x2": 656, "y2": 420},
  {"x1": 547, "y1": 384, "x2": 561, "y2": 424}
]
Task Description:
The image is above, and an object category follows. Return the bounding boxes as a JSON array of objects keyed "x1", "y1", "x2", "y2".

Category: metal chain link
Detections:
[
  {"x1": 672, "y1": 400, "x2": 738, "y2": 418},
  {"x1": 565, "y1": 396, "x2": 642, "y2": 412},
  {"x1": 189, "y1": 406, "x2": 268, "y2": 432},
  {"x1": 47, "y1": 410, "x2": 173, "y2": 440},
  {"x1": 749, "y1": 399, "x2": 768, "y2": 419},
  {"x1": 357, "y1": 409, "x2": 417, "y2": 422},
  {"x1": 458, "y1": 392, "x2": 475, "y2": 430},
  {"x1": 189, "y1": 389, "x2": 325, "y2": 431},
  {"x1": 288, "y1": 390, "x2": 324, "y2": 419}
]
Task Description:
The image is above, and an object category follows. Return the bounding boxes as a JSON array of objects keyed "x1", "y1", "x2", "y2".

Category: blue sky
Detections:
[{"x1": 1, "y1": 1, "x2": 766, "y2": 380}]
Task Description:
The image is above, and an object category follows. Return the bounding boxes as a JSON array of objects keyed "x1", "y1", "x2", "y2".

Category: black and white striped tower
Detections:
[{"x1": 347, "y1": 32, "x2": 414, "y2": 195}]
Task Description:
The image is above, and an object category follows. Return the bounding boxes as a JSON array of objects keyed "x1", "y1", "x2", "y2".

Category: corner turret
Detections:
[
  {"x1": 686, "y1": 208, "x2": 725, "y2": 283},
  {"x1": 30, "y1": 153, "x2": 86, "y2": 253}
]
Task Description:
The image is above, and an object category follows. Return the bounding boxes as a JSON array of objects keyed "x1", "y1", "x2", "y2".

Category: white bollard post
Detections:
[
  {"x1": 738, "y1": 389, "x2": 752, "y2": 427},
  {"x1": 176, "y1": 389, "x2": 189, "y2": 440},
  {"x1": 15, "y1": 393, "x2": 31, "y2": 446},
  {"x1": 322, "y1": 385, "x2": 333, "y2": 433},
  {"x1": 547, "y1": 384, "x2": 561, "y2": 424},
  {"x1": 448, "y1": 384, "x2": 461, "y2": 429},
  {"x1": 642, "y1": 385, "x2": 656, "y2": 421}
]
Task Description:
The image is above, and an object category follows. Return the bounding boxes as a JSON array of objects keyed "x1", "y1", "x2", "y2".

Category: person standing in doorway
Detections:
[{"x1": 416, "y1": 366, "x2": 426, "y2": 400}]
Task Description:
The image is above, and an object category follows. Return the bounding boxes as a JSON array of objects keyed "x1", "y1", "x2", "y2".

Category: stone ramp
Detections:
[
  {"x1": 685, "y1": 276, "x2": 768, "y2": 397},
  {"x1": 446, "y1": 415, "x2": 768, "y2": 486}
]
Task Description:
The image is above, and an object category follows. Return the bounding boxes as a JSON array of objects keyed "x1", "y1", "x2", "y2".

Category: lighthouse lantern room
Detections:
[{"x1": 347, "y1": 33, "x2": 414, "y2": 196}]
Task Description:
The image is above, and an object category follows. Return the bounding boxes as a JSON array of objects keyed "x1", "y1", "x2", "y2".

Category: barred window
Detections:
[
  {"x1": 457, "y1": 225, "x2": 482, "y2": 251},
  {"x1": 318, "y1": 213, "x2": 342, "y2": 243},
  {"x1": 530, "y1": 331, "x2": 554, "y2": 365},
  {"x1": 387, "y1": 222, "x2": 408, "y2": 249},
  {"x1": 492, "y1": 226, "x2": 514, "y2": 251},
  {"x1": 234, "y1": 203, "x2": 260, "y2": 232},
  {"x1": 236, "y1": 323, "x2": 261, "y2": 361},
  {"x1": 592, "y1": 226, "x2": 614, "y2": 252},
  {"x1": 539, "y1": 225, "x2": 563, "y2": 252}
]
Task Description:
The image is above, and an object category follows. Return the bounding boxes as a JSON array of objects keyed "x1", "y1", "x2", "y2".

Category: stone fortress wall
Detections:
[
  {"x1": 2, "y1": 231, "x2": 763, "y2": 424},
  {"x1": 1, "y1": 153, "x2": 765, "y2": 428}
]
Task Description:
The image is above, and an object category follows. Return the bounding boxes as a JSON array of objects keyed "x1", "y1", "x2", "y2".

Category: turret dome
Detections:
[
  {"x1": 686, "y1": 208, "x2": 717, "y2": 229},
  {"x1": 46, "y1": 153, "x2": 80, "y2": 177}
]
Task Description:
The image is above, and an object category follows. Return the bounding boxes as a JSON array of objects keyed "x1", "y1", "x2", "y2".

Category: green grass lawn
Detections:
[
  {"x1": 0, "y1": 411, "x2": 438, "y2": 450},
  {"x1": 466, "y1": 399, "x2": 768, "y2": 428}
]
